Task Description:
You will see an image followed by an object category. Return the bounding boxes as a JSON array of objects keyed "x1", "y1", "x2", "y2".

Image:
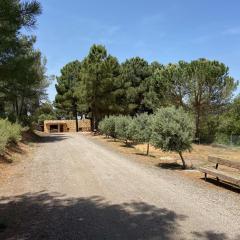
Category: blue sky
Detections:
[{"x1": 34, "y1": 0, "x2": 240, "y2": 101}]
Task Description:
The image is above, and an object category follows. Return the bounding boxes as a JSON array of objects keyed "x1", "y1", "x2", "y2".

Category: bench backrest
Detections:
[{"x1": 208, "y1": 156, "x2": 240, "y2": 170}]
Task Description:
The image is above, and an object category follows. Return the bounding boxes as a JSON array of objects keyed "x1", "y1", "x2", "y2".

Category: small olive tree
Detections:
[
  {"x1": 98, "y1": 116, "x2": 117, "y2": 139},
  {"x1": 115, "y1": 115, "x2": 132, "y2": 144},
  {"x1": 128, "y1": 113, "x2": 153, "y2": 155},
  {"x1": 151, "y1": 106, "x2": 194, "y2": 169}
]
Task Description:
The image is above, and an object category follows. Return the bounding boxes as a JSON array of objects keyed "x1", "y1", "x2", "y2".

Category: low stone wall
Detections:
[{"x1": 44, "y1": 119, "x2": 91, "y2": 133}]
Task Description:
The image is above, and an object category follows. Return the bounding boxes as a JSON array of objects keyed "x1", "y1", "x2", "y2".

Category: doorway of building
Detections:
[
  {"x1": 60, "y1": 124, "x2": 64, "y2": 132},
  {"x1": 50, "y1": 124, "x2": 58, "y2": 133}
]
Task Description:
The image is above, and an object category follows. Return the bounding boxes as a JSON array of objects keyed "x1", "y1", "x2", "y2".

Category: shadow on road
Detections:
[
  {"x1": 0, "y1": 192, "x2": 236, "y2": 240},
  {"x1": 200, "y1": 178, "x2": 240, "y2": 194},
  {"x1": 38, "y1": 134, "x2": 70, "y2": 143},
  {"x1": 156, "y1": 162, "x2": 184, "y2": 170},
  {"x1": 193, "y1": 230, "x2": 240, "y2": 240},
  {"x1": 0, "y1": 192, "x2": 188, "y2": 240},
  {"x1": 24, "y1": 132, "x2": 71, "y2": 144}
]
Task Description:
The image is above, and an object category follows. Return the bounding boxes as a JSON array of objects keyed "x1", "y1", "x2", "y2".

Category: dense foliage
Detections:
[
  {"x1": 0, "y1": 0, "x2": 50, "y2": 124},
  {"x1": 115, "y1": 115, "x2": 132, "y2": 143},
  {"x1": 0, "y1": 119, "x2": 22, "y2": 155},
  {"x1": 98, "y1": 108, "x2": 195, "y2": 168},
  {"x1": 55, "y1": 60, "x2": 81, "y2": 130},
  {"x1": 151, "y1": 107, "x2": 195, "y2": 169},
  {"x1": 128, "y1": 113, "x2": 153, "y2": 155},
  {"x1": 98, "y1": 115, "x2": 117, "y2": 139},
  {"x1": 55, "y1": 44, "x2": 238, "y2": 144}
]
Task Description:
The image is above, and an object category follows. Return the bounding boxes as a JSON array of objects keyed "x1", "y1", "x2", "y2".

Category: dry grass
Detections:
[
  {"x1": 88, "y1": 134, "x2": 240, "y2": 192},
  {"x1": 90, "y1": 134, "x2": 240, "y2": 168}
]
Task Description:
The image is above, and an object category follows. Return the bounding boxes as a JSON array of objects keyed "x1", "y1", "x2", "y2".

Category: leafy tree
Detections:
[
  {"x1": 186, "y1": 59, "x2": 237, "y2": 139},
  {"x1": 55, "y1": 60, "x2": 81, "y2": 131},
  {"x1": 128, "y1": 113, "x2": 153, "y2": 155},
  {"x1": 148, "y1": 59, "x2": 237, "y2": 141},
  {"x1": 115, "y1": 115, "x2": 132, "y2": 144},
  {"x1": 151, "y1": 106, "x2": 195, "y2": 169},
  {"x1": 34, "y1": 101, "x2": 56, "y2": 125},
  {"x1": 144, "y1": 61, "x2": 188, "y2": 111},
  {"x1": 98, "y1": 115, "x2": 117, "y2": 139},
  {"x1": 218, "y1": 95, "x2": 240, "y2": 136}
]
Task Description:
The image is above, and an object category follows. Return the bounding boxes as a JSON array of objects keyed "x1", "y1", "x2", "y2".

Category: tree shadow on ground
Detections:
[
  {"x1": 156, "y1": 162, "x2": 195, "y2": 170},
  {"x1": 156, "y1": 162, "x2": 184, "y2": 170},
  {"x1": 135, "y1": 153, "x2": 156, "y2": 158},
  {"x1": 38, "y1": 134, "x2": 70, "y2": 143},
  {"x1": 25, "y1": 132, "x2": 71, "y2": 144},
  {"x1": 200, "y1": 177, "x2": 240, "y2": 193},
  {"x1": 0, "y1": 192, "x2": 236, "y2": 240},
  {"x1": 193, "y1": 231, "x2": 240, "y2": 240},
  {"x1": 120, "y1": 144, "x2": 135, "y2": 148},
  {"x1": 0, "y1": 192, "x2": 188, "y2": 240}
]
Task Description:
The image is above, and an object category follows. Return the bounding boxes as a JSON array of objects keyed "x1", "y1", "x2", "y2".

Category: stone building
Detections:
[{"x1": 44, "y1": 119, "x2": 91, "y2": 133}]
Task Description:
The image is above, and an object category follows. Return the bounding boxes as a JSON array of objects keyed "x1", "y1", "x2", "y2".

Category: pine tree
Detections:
[
  {"x1": 76, "y1": 44, "x2": 120, "y2": 130},
  {"x1": 55, "y1": 60, "x2": 81, "y2": 131}
]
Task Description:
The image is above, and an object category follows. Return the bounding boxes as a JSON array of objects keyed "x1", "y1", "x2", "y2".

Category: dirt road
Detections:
[{"x1": 0, "y1": 133, "x2": 239, "y2": 240}]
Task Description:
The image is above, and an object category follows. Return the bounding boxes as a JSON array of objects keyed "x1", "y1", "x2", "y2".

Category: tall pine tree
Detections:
[{"x1": 55, "y1": 60, "x2": 81, "y2": 131}]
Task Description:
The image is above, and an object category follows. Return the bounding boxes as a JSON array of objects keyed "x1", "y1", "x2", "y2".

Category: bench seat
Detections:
[{"x1": 199, "y1": 166, "x2": 240, "y2": 186}]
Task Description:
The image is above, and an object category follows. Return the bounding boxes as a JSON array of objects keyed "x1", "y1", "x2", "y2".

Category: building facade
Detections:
[{"x1": 44, "y1": 119, "x2": 91, "y2": 133}]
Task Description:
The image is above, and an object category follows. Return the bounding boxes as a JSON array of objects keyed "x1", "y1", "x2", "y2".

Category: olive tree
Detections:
[
  {"x1": 151, "y1": 106, "x2": 194, "y2": 169},
  {"x1": 115, "y1": 115, "x2": 132, "y2": 144},
  {"x1": 128, "y1": 113, "x2": 153, "y2": 155},
  {"x1": 98, "y1": 116, "x2": 117, "y2": 139}
]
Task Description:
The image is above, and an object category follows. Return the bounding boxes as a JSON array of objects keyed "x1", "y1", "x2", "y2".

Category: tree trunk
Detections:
[
  {"x1": 75, "y1": 112, "x2": 78, "y2": 132},
  {"x1": 179, "y1": 151, "x2": 186, "y2": 169},
  {"x1": 19, "y1": 96, "x2": 25, "y2": 118},
  {"x1": 146, "y1": 142, "x2": 150, "y2": 155},
  {"x1": 93, "y1": 114, "x2": 96, "y2": 131},
  {"x1": 195, "y1": 110, "x2": 200, "y2": 139}
]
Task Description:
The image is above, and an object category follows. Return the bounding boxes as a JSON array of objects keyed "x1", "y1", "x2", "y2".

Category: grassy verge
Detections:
[{"x1": 0, "y1": 119, "x2": 22, "y2": 156}]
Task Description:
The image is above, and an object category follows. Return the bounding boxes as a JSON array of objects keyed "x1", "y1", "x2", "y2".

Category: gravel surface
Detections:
[{"x1": 0, "y1": 133, "x2": 239, "y2": 240}]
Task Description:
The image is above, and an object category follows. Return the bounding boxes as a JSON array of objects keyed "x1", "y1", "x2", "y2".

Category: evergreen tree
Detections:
[
  {"x1": 55, "y1": 60, "x2": 81, "y2": 131},
  {"x1": 0, "y1": 0, "x2": 48, "y2": 124},
  {"x1": 119, "y1": 57, "x2": 151, "y2": 115},
  {"x1": 76, "y1": 44, "x2": 120, "y2": 130},
  {"x1": 186, "y1": 59, "x2": 237, "y2": 140}
]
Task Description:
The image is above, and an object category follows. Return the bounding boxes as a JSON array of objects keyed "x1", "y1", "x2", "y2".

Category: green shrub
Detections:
[
  {"x1": 99, "y1": 116, "x2": 117, "y2": 138},
  {"x1": 128, "y1": 113, "x2": 153, "y2": 155},
  {"x1": 0, "y1": 119, "x2": 22, "y2": 155},
  {"x1": 6, "y1": 122, "x2": 22, "y2": 144},
  {"x1": 115, "y1": 115, "x2": 132, "y2": 144},
  {"x1": 151, "y1": 106, "x2": 195, "y2": 169},
  {"x1": 0, "y1": 125, "x2": 8, "y2": 155}
]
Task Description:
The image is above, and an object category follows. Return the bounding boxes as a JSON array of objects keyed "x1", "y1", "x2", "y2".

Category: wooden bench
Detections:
[{"x1": 199, "y1": 156, "x2": 240, "y2": 187}]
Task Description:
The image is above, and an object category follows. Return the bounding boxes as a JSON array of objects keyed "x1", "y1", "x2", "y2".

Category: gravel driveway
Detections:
[{"x1": 0, "y1": 133, "x2": 239, "y2": 240}]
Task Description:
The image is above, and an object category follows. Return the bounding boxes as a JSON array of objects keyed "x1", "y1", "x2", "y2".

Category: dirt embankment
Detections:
[{"x1": 0, "y1": 130, "x2": 38, "y2": 185}]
